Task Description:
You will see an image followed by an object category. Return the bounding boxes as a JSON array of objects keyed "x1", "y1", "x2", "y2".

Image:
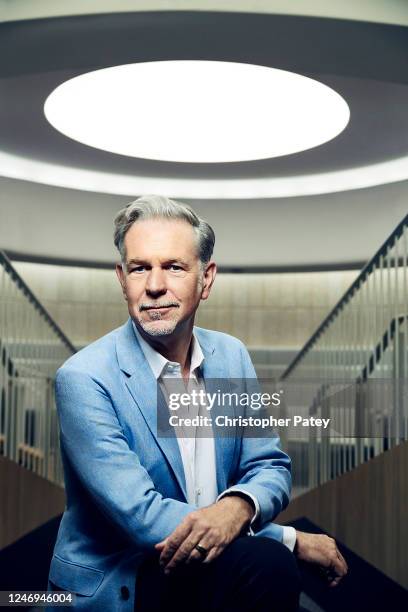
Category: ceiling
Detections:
[{"x1": 0, "y1": 2, "x2": 407, "y2": 268}]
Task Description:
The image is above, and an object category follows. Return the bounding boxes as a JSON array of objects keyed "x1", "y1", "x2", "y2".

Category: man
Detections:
[{"x1": 48, "y1": 195, "x2": 347, "y2": 611}]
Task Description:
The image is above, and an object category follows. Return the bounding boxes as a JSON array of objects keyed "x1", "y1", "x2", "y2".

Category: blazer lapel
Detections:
[{"x1": 116, "y1": 319, "x2": 187, "y2": 499}]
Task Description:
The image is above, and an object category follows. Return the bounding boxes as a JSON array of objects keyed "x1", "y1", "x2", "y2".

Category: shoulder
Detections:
[
  {"x1": 193, "y1": 326, "x2": 248, "y2": 355},
  {"x1": 193, "y1": 326, "x2": 255, "y2": 377},
  {"x1": 56, "y1": 323, "x2": 123, "y2": 380}
]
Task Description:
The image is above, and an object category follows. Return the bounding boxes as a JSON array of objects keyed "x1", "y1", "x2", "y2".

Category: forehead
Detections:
[{"x1": 124, "y1": 217, "x2": 199, "y2": 260}]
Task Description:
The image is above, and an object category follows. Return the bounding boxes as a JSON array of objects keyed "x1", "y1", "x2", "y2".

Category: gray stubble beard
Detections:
[
  {"x1": 138, "y1": 319, "x2": 178, "y2": 337},
  {"x1": 136, "y1": 309, "x2": 179, "y2": 337}
]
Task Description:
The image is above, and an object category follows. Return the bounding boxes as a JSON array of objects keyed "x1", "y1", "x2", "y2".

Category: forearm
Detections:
[{"x1": 229, "y1": 440, "x2": 291, "y2": 525}]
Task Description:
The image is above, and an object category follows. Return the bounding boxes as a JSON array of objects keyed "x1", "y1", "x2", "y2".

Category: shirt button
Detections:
[{"x1": 195, "y1": 488, "x2": 202, "y2": 505}]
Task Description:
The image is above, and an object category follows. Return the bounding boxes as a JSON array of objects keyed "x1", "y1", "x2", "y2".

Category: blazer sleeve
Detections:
[
  {"x1": 225, "y1": 342, "x2": 292, "y2": 529},
  {"x1": 55, "y1": 366, "x2": 195, "y2": 549}
]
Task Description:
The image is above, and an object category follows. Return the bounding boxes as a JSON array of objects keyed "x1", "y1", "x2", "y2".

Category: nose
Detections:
[{"x1": 145, "y1": 267, "x2": 167, "y2": 297}]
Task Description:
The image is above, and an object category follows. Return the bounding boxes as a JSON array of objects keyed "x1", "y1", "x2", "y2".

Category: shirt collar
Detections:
[{"x1": 132, "y1": 321, "x2": 205, "y2": 380}]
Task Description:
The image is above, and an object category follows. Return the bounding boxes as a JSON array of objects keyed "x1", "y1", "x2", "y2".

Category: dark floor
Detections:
[{"x1": 1, "y1": 515, "x2": 407, "y2": 611}]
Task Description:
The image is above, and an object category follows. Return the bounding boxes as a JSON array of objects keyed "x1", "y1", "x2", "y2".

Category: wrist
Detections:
[
  {"x1": 293, "y1": 531, "x2": 299, "y2": 556},
  {"x1": 293, "y1": 530, "x2": 307, "y2": 559},
  {"x1": 218, "y1": 495, "x2": 254, "y2": 527}
]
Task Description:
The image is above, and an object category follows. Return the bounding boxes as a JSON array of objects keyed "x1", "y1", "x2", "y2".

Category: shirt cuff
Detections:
[
  {"x1": 216, "y1": 488, "x2": 260, "y2": 532},
  {"x1": 282, "y1": 526, "x2": 297, "y2": 552}
]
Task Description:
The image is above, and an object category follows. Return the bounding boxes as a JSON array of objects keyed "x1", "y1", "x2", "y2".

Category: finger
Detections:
[
  {"x1": 333, "y1": 549, "x2": 348, "y2": 577},
  {"x1": 159, "y1": 522, "x2": 193, "y2": 567},
  {"x1": 336, "y1": 549, "x2": 348, "y2": 573},
  {"x1": 155, "y1": 539, "x2": 167, "y2": 551},
  {"x1": 163, "y1": 532, "x2": 205, "y2": 574},
  {"x1": 329, "y1": 575, "x2": 343, "y2": 587},
  {"x1": 185, "y1": 537, "x2": 214, "y2": 564},
  {"x1": 329, "y1": 552, "x2": 347, "y2": 579},
  {"x1": 185, "y1": 546, "x2": 208, "y2": 564},
  {"x1": 202, "y1": 545, "x2": 223, "y2": 565}
]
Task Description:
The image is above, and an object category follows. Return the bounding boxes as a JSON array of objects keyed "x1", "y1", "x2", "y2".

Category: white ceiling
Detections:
[{"x1": 1, "y1": 176, "x2": 407, "y2": 268}]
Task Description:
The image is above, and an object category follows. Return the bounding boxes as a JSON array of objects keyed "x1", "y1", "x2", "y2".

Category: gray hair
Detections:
[{"x1": 113, "y1": 195, "x2": 215, "y2": 266}]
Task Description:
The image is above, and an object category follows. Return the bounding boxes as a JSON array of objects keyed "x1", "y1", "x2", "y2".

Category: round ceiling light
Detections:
[{"x1": 44, "y1": 60, "x2": 350, "y2": 164}]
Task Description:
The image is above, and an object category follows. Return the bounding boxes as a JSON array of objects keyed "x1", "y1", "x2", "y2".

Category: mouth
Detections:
[
  {"x1": 142, "y1": 306, "x2": 176, "y2": 322},
  {"x1": 141, "y1": 305, "x2": 179, "y2": 319}
]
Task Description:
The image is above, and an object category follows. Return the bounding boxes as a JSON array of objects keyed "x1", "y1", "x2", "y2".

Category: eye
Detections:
[
  {"x1": 168, "y1": 264, "x2": 183, "y2": 271},
  {"x1": 129, "y1": 266, "x2": 145, "y2": 273}
]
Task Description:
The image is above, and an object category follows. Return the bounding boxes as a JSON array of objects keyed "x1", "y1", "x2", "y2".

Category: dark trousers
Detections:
[{"x1": 135, "y1": 536, "x2": 301, "y2": 612}]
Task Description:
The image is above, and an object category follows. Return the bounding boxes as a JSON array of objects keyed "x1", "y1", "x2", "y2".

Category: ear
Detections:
[
  {"x1": 200, "y1": 261, "x2": 217, "y2": 301},
  {"x1": 115, "y1": 263, "x2": 128, "y2": 301}
]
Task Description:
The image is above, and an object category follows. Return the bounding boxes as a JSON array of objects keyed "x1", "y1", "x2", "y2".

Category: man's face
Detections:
[{"x1": 116, "y1": 218, "x2": 215, "y2": 337}]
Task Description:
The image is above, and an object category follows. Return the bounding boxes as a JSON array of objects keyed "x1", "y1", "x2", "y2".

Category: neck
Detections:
[{"x1": 136, "y1": 318, "x2": 194, "y2": 375}]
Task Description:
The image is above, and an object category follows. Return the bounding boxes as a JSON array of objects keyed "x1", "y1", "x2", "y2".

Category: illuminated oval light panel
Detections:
[{"x1": 44, "y1": 61, "x2": 349, "y2": 163}]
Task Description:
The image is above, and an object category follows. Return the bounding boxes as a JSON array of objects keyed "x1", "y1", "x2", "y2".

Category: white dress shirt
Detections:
[{"x1": 132, "y1": 323, "x2": 296, "y2": 552}]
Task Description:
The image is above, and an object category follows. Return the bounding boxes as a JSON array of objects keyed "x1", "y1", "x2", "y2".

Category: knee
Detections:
[
  {"x1": 249, "y1": 537, "x2": 300, "y2": 580},
  {"x1": 232, "y1": 536, "x2": 302, "y2": 599}
]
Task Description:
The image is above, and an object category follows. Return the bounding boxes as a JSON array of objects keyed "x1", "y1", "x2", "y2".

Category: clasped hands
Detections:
[{"x1": 155, "y1": 496, "x2": 348, "y2": 587}]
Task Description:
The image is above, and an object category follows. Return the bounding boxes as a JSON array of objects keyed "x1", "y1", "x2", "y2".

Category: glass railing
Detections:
[
  {"x1": 0, "y1": 251, "x2": 75, "y2": 486},
  {"x1": 280, "y1": 215, "x2": 408, "y2": 497}
]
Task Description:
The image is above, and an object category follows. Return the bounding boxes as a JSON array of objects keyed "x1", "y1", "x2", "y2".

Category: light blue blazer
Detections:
[{"x1": 48, "y1": 318, "x2": 291, "y2": 611}]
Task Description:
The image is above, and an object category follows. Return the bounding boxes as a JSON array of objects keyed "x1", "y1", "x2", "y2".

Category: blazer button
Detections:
[{"x1": 121, "y1": 586, "x2": 130, "y2": 600}]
